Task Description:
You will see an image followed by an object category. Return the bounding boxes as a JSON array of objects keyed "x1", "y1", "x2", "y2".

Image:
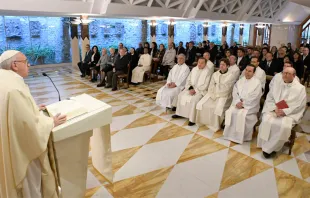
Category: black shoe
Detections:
[
  {"x1": 172, "y1": 115, "x2": 181, "y2": 119},
  {"x1": 171, "y1": 107, "x2": 176, "y2": 111},
  {"x1": 97, "y1": 83, "x2": 105, "y2": 87},
  {"x1": 112, "y1": 88, "x2": 117, "y2": 91},
  {"x1": 90, "y1": 78, "x2": 97, "y2": 82},
  {"x1": 262, "y1": 151, "x2": 276, "y2": 159},
  {"x1": 188, "y1": 122, "x2": 195, "y2": 126}
]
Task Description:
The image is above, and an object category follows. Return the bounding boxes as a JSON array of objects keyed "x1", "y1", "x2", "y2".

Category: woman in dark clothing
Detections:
[
  {"x1": 293, "y1": 52, "x2": 304, "y2": 79},
  {"x1": 153, "y1": 44, "x2": 166, "y2": 74},
  {"x1": 144, "y1": 42, "x2": 151, "y2": 54},
  {"x1": 90, "y1": 45, "x2": 101, "y2": 82},
  {"x1": 150, "y1": 42, "x2": 158, "y2": 58},
  {"x1": 128, "y1": 47, "x2": 139, "y2": 82}
]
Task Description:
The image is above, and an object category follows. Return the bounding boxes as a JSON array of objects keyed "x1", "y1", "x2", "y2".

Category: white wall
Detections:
[{"x1": 270, "y1": 25, "x2": 299, "y2": 48}]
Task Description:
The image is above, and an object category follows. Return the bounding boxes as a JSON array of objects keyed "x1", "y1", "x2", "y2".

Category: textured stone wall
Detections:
[
  {"x1": 0, "y1": 16, "x2": 71, "y2": 65},
  {"x1": 89, "y1": 18, "x2": 143, "y2": 50}
]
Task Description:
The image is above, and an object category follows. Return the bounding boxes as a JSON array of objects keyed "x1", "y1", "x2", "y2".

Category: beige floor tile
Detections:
[{"x1": 220, "y1": 149, "x2": 271, "y2": 190}]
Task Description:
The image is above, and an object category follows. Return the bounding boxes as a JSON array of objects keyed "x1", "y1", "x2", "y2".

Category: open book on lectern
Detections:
[{"x1": 46, "y1": 93, "x2": 107, "y2": 121}]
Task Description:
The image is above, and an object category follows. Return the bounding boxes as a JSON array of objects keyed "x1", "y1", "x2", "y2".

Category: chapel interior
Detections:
[{"x1": 1, "y1": 0, "x2": 310, "y2": 197}]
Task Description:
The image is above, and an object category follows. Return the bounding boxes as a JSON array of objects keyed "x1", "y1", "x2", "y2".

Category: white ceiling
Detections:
[{"x1": 0, "y1": 0, "x2": 308, "y2": 24}]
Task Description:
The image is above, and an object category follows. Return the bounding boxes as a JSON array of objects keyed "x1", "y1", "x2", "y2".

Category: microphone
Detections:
[{"x1": 43, "y1": 72, "x2": 61, "y2": 101}]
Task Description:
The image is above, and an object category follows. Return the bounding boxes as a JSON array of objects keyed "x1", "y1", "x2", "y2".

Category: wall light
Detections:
[
  {"x1": 239, "y1": 24, "x2": 244, "y2": 29},
  {"x1": 255, "y1": 23, "x2": 267, "y2": 29}
]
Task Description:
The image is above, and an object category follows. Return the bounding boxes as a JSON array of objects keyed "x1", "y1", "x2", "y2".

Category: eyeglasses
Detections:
[
  {"x1": 14, "y1": 59, "x2": 28, "y2": 65},
  {"x1": 282, "y1": 72, "x2": 294, "y2": 76}
]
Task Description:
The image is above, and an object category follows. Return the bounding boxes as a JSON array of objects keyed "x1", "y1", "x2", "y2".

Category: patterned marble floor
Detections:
[{"x1": 26, "y1": 66, "x2": 310, "y2": 198}]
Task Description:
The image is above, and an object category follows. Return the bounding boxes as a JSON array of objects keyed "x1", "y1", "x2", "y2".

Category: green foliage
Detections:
[{"x1": 22, "y1": 46, "x2": 55, "y2": 64}]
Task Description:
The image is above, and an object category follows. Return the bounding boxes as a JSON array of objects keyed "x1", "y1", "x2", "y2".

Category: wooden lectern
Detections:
[{"x1": 50, "y1": 94, "x2": 112, "y2": 198}]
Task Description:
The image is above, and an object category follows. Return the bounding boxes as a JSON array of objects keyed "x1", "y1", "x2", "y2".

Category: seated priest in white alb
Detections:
[
  {"x1": 240, "y1": 56, "x2": 266, "y2": 90},
  {"x1": 203, "y1": 52, "x2": 215, "y2": 72},
  {"x1": 269, "y1": 61, "x2": 300, "y2": 89},
  {"x1": 196, "y1": 58, "x2": 236, "y2": 131},
  {"x1": 172, "y1": 57, "x2": 213, "y2": 126},
  {"x1": 156, "y1": 54, "x2": 190, "y2": 110},
  {"x1": 223, "y1": 65, "x2": 262, "y2": 144},
  {"x1": 257, "y1": 67, "x2": 306, "y2": 159},
  {"x1": 0, "y1": 50, "x2": 67, "y2": 198},
  {"x1": 131, "y1": 47, "x2": 152, "y2": 84},
  {"x1": 228, "y1": 55, "x2": 240, "y2": 82}
]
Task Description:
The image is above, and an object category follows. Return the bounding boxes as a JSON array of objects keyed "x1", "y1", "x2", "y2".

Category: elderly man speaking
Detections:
[{"x1": 0, "y1": 50, "x2": 66, "y2": 198}]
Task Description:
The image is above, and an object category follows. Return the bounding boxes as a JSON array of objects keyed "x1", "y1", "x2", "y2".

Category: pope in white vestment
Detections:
[
  {"x1": 257, "y1": 67, "x2": 306, "y2": 158},
  {"x1": 156, "y1": 54, "x2": 190, "y2": 108},
  {"x1": 0, "y1": 50, "x2": 66, "y2": 198},
  {"x1": 196, "y1": 59, "x2": 236, "y2": 131},
  {"x1": 172, "y1": 58, "x2": 213, "y2": 125},
  {"x1": 131, "y1": 48, "x2": 152, "y2": 83},
  {"x1": 223, "y1": 65, "x2": 262, "y2": 144}
]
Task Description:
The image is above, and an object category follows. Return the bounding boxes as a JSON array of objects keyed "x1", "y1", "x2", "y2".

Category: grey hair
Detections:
[
  {"x1": 0, "y1": 54, "x2": 18, "y2": 70},
  {"x1": 178, "y1": 53, "x2": 186, "y2": 58}
]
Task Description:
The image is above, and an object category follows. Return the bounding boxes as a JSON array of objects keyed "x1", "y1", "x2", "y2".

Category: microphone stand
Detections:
[{"x1": 43, "y1": 73, "x2": 61, "y2": 101}]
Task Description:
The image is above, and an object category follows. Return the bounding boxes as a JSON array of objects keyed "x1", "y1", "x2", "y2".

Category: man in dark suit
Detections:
[
  {"x1": 136, "y1": 42, "x2": 144, "y2": 57},
  {"x1": 261, "y1": 52, "x2": 280, "y2": 76},
  {"x1": 246, "y1": 47, "x2": 253, "y2": 60},
  {"x1": 302, "y1": 47, "x2": 310, "y2": 83},
  {"x1": 176, "y1": 41, "x2": 186, "y2": 55},
  {"x1": 236, "y1": 48, "x2": 249, "y2": 71},
  {"x1": 78, "y1": 44, "x2": 92, "y2": 77},
  {"x1": 230, "y1": 42, "x2": 238, "y2": 56},
  {"x1": 185, "y1": 41, "x2": 196, "y2": 66},
  {"x1": 208, "y1": 42, "x2": 218, "y2": 63},
  {"x1": 106, "y1": 48, "x2": 129, "y2": 91}
]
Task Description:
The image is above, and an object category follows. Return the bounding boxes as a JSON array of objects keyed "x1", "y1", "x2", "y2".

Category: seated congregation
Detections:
[{"x1": 77, "y1": 40, "x2": 308, "y2": 159}]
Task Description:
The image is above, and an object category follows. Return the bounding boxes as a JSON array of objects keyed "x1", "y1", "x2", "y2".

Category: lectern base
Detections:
[
  {"x1": 91, "y1": 125, "x2": 113, "y2": 182},
  {"x1": 54, "y1": 131, "x2": 92, "y2": 198}
]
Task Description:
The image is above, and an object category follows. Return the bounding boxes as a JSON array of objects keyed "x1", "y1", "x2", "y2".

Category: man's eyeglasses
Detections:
[{"x1": 14, "y1": 59, "x2": 28, "y2": 65}]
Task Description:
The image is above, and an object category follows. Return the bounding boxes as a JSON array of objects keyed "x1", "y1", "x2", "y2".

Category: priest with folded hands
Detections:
[
  {"x1": 195, "y1": 58, "x2": 236, "y2": 131},
  {"x1": 0, "y1": 50, "x2": 67, "y2": 198},
  {"x1": 156, "y1": 54, "x2": 190, "y2": 110},
  {"x1": 172, "y1": 57, "x2": 213, "y2": 126},
  {"x1": 257, "y1": 67, "x2": 306, "y2": 158},
  {"x1": 223, "y1": 64, "x2": 262, "y2": 144}
]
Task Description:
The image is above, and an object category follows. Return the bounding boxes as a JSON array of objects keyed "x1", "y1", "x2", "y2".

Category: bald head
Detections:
[{"x1": 282, "y1": 67, "x2": 296, "y2": 83}]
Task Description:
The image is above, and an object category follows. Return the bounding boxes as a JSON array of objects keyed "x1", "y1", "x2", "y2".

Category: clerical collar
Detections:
[{"x1": 220, "y1": 69, "x2": 228, "y2": 74}]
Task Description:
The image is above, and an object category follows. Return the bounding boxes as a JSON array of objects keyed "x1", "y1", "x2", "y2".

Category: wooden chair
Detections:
[
  {"x1": 284, "y1": 106, "x2": 308, "y2": 155},
  {"x1": 143, "y1": 63, "x2": 154, "y2": 84},
  {"x1": 117, "y1": 64, "x2": 130, "y2": 90}
]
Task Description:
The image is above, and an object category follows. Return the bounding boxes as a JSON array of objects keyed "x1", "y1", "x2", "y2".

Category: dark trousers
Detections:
[
  {"x1": 107, "y1": 70, "x2": 125, "y2": 89},
  {"x1": 161, "y1": 65, "x2": 171, "y2": 79},
  {"x1": 78, "y1": 62, "x2": 91, "y2": 76}
]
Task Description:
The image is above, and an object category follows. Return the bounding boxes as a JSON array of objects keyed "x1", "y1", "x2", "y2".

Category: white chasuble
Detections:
[
  {"x1": 223, "y1": 77, "x2": 262, "y2": 144},
  {"x1": 0, "y1": 70, "x2": 58, "y2": 198},
  {"x1": 131, "y1": 54, "x2": 152, "y2": 83},
  {"x1": 156, "y1": 63, "x2": 190, "y2": 108},
  {"x1": 228, "y1": 64, "x2": 240, "y2": 83},
  {"x1": 257, "y1": 79, "x2": 306, "y2": 153},
  {"x1": 196, "y1": 70, "x2": 235, "y2": 131},
  {"x1": 175, "y1": 65, "x2": 212, "y2": 122}
]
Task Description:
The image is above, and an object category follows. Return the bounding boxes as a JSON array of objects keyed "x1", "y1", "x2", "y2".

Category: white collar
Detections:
[{"x1": 10, "y1": 70, "x2": 24, "y2": 80}]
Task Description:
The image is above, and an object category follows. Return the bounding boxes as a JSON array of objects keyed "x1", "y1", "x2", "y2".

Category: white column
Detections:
[
  {"x1": 249, "y1": 25, "x2": 255, "y2": 46},
  {"x1": 150, "y1": 20, "x2": 156, "y2": 42},
  {"x1": 70, "y1": 23, "x2": 80, "y2": 68}
]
